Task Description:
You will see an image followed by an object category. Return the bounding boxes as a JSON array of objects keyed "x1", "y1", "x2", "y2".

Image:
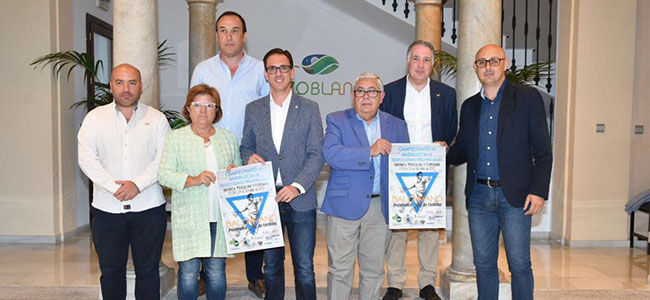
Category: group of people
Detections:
[{"x1": 78, "y1": 10, "x2": 552, "y2": 300}]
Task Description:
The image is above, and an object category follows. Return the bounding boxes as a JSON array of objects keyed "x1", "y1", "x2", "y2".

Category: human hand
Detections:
[
  {"x1": 247, "y1": 154, "x2": 265, "y2": 165},
  {"x1": 276, "y1": 186, "x2": 299, "y2": 203},
  {"x1": 114, "y1": 180, "x2": 140, "y2": 201},
  {"x1": 370, "y1": 139, "x2": 391, "y2": 157},
  {"x1": 187, "y1": 170, "x2": 216, "y2": 187},
  {"x1": 523, "y1": 194, "x2": 545, "y2": 215},
  {"x1": 434, "y1": 141, "x2": 448, "y2": 149},
  {"x1": 226, "y1": 164, "x2": 237, "y2": 172}
]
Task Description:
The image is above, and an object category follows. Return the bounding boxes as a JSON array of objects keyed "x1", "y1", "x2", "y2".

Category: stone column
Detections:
[
  {"x1": 187, "y1": 0, "x2": 220, "y2": 81},
  {"x1": 413, "y1": 0, "x2": 443, "y2": 80},
  {"x1": 439, "y1": 0, "x2": 505, "y2": 299},
  {"x1": 111, "y1": 1, "x2": 173, "y2": 298},
  {"x1": 113, "y1": 0, "x2": 160, "y2": 108}
]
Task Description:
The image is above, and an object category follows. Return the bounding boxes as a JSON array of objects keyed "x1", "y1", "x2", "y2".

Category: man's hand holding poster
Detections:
[
  {"x1": 217, "y1": 163, "x2": 284, "y2": 254},
  {"x1": 388, "y1": 143, "x2": 446, "y2": 229}
]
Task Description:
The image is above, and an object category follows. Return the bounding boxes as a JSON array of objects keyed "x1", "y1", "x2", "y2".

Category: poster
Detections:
[
  {"x1": 217, "y1": 163, "x2": 284, "y2": 254},
  {"x1": 388, "y1": 143, "x2": 446, "y2": 229}
]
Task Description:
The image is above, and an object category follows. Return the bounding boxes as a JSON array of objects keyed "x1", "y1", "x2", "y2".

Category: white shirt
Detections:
[
  {"x1": 269, "y1": 92, "x2": 305, "y2": 194},
  {"x1": 403, "y1": 77, "x2": 433, "y2": 143},
  {"x1": 204, "y1": 142, "x2": 220, "y2": 222},
  {"x1": 77, "y1": 102, "x2": 171, "y2": 213}
]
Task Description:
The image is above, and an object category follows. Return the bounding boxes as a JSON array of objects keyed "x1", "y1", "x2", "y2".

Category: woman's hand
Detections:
[
  {"x1": 184, "y1": 170, "x2": 216, "y2": 188},
  {"x1": 226, "y1": 164, "x2": 237, "y2": 172}
]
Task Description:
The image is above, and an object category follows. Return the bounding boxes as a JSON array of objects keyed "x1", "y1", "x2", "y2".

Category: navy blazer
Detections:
[
  {"x1": 380, "y1": 76, "x2": 458, "y2": 145},
  {"x1": 447, "y1": 79, "x2": 553, "y2": 208},
  {"x1": 321, "y1": 109, "x2": 410, "y2": 223},
  {"x1": 240, "y1": 94, "x2": 325, "y2": 212}
]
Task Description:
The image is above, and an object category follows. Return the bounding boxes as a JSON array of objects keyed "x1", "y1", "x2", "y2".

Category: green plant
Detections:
[
  {"x1": 31, "y1": 40, "x2": 187, "y2": 128},
  {"x1": 434, "y1": 50, "x2": 554, "y2": 89}
]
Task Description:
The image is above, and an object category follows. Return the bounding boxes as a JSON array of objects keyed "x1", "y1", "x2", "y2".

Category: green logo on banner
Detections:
[{"x1": 301, "y1": 54, "x2": 339, "y2": 75}]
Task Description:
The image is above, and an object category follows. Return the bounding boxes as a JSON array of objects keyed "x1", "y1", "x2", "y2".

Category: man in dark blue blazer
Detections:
[
  {"x1": 322, "y1": 72, "x2": 409, "y2": 300},
  {"x1": 379, "y1": 40, "x2": 457, "y2": 300},
  {"x1": 447, "y1": 44, "x2": 552, "y2": 300}
]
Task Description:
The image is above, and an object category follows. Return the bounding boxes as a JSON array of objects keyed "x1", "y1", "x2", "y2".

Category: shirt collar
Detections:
[
  {"x1": 217, "y1": 50, "x2": 249, "y2": 67},
  {"x1": 355, "y1": 110, "x2": 380, "y2": 125},
  {"x1": 406, "y1": 75, "x2": 430, "y2": 93},
  {"x1": 269, "y1": 91, "x2": 293, "y2": 109},
  {"x1": 480, "y1": 79, "x2": 506, "y2": 101}
]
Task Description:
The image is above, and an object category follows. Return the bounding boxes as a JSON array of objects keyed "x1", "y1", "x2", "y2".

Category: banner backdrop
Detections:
[
  {"x1": 217, "y1": 163, "x2": 284, "y2": 254},
  {"x1": 388, "y1": 143, "x2": 446, "y2": 229}
]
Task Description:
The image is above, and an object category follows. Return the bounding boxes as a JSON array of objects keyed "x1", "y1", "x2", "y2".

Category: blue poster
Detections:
[{"x1": 388, "y1": 144, "x2": 446, "y2": 229}]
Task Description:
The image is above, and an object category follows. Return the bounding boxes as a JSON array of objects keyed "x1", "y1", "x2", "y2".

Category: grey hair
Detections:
[
  {"x1": 406, "y1": 40, "x2": 436, "y2": 61},
  {"x1": 353, "y1": 72, "x2": 384, "y2": 92}
]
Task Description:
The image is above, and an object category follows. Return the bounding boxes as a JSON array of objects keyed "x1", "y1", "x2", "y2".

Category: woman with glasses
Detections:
[{"x1": 159, "y1": 84, "x2": 241, "y2": 300}]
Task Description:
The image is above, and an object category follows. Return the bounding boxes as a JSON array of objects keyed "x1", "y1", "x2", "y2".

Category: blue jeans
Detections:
[
  {"x1": 468, "y1": 184, "x2": 534, "y2": 300},
  {"x1": 91, "y1": 204, "x2": 167, "y2": 300},
  {"x1": 177, "y1": 222, "x2": 226, "y2": 300},
  {"x1": 264, "y1": 204, "x2": 317, "y2": 300}
]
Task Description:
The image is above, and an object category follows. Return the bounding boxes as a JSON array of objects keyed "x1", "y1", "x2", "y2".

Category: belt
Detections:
[
  {"x1": 476, "y1": 178, "x2": 501, "y2": 188},
  {"x1": 371, "y1": 194, "x2": 380, "y2": 198}
]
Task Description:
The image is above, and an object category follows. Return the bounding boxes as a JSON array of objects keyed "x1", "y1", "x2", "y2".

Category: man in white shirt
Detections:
[
  {"x1": 240, "y1": 48, "x2": 324, "y2": 300},
  {"x1": 78, "y1": 63, "x2": 171, "y2": 300},
  {"x1": 379, "y1": 40, "x2": 458, "y2": 300},
  {"x1": 190, "y1": 11, "x2": 270, "y2": 296}
]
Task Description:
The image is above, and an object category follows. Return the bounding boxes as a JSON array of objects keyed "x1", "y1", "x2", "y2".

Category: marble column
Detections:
[
  {"x1": 112, "y1": 1, "x2": 173, "y2": 298},
  {"x1": 440, "y1": 0, "x2": 506, "y2": 299},
  {"x1": 413, "y1": 0, "x2": 443, "y2": 80},
  {"x1": 113, "y1": 0, "x2": 160, "y2": 108},
  {"x1": 187, "y1": 0, "x2": 220, "y2": 81}
]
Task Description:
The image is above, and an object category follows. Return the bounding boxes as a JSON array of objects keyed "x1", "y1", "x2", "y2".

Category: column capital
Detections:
[
  {"x1": 412, "y1": 0, "x2": 443, "y2": 6},
  {"x1": 186, "y1": 0, "x2": 221, "y2": 5}
]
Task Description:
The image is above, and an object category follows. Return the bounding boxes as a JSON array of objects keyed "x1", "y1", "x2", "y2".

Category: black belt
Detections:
[
  {"x1": 371, "y1": 194, "x2": 380, "y2": 198},
  {"x1": 476, "y1": 178, "x2": 501, "y2": 188}
]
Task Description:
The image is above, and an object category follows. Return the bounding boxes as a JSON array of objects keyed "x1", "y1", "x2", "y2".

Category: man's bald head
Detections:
[
  {"x1": 475, "y1": 44, "x2": 506, "y2": 61},
  {"x1": 473, "y1": 44, "x2": 509, "y2": 88},
  {"x1": 111, "y1": 63, "x2": 142, "y2": 81}
]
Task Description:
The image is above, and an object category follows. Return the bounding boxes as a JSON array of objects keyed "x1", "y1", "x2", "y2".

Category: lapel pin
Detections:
[{"x1": 295, "y1": 105, "x2": 298, "y2": 108}]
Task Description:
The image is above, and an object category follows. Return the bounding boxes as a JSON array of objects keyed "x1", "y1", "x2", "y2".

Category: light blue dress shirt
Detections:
[
  {"x1": 356, "y1": 112, "x2": 382, "y2": 194},
  {"x1": 190, "y1": 53, "x2": 270, "y2": 142}
]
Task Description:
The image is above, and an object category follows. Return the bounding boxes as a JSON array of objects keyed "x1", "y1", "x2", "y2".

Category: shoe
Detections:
[
  {"x1": 419, "y1": 285, "x2": 441, "y2": 300},
  {"x1": 247, "y1": 279, "x2": 266, "y2": 298},
  {"x1": 382, "y1": 287, "x2": 403, "y2": 300}
]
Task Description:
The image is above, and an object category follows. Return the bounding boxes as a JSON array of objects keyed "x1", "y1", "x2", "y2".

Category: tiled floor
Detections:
[{"x1": 0, "y1": 213, "x2": 648, "y2": 294}]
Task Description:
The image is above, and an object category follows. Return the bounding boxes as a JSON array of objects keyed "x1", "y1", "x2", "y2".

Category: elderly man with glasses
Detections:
[
  {"x1": 447, "y1": 44, "x2": 552, "y2": 300},
  {"x1": 321, "y1": 72, "x2": 410, "y2": 300}
]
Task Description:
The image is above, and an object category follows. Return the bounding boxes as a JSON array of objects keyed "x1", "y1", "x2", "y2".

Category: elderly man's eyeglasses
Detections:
[
  {"x1": 265, "y1": 65, "x2": 292, "y2": 73},
  {"x1": 190, "y1": 102, "x2": 219, "y2": 110},
  {"x1": 354, "y1": 89, "x2": 382, "y2": 98},
  {"x1": 474, "y1": 57, "x2": 506, "y2": 68}
]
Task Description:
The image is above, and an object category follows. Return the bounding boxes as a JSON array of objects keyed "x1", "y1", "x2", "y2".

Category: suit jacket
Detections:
[
  {"x1": 380, "y1": 76, "x2": 458, "y2": 145},
  {"x1": 240, "y1": 94, "x2": 325, "y2": 211},
  {"x1": 447, "y1": 79, "x2": 553, "y2": 208},
  {"x1": 321, "y1": 109, "x2": 410, "y2": 222}
]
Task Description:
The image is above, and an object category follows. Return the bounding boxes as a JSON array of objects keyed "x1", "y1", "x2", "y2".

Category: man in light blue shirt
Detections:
[
  {"x1": 189, "y1": 11, "x2": 269, "y2": 298},
  {"x1": 190, "y1": 11, "x2": 270, "y2": 143}
]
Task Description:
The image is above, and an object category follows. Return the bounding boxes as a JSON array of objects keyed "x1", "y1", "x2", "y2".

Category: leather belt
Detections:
[
  {"x1": 371, "y1": 194, "x2": 381, "y2": 198},
  {"x1": 476, "y1": 178, "x2": 501, "y2": 188}
]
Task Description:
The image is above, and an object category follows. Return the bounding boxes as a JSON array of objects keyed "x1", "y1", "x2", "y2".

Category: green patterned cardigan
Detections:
[{"x1": 159, "y1": 125, "x2": 242, "y2": 262}]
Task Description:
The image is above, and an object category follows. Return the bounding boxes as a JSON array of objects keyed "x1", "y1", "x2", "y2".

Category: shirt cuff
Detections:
[{"x1": 290, "y1": 182, "x2": 306, "y2": 195}]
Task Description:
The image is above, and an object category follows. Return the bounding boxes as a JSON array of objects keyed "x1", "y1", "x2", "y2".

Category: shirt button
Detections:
[
  {"x1": 487, "y1": 162, "x2": 490, "y2": 166},
  {"x1": 370, "y1": 176, "x2": 373, "y2": 179},
  {"x1": 488, "y1": 131, "x2": 492, "y2": 135},
  {"x1": 488, "y1": 176, "x2": 491, "y2": 180},
  {"x1": 366, "y1": 194, "x2": 370, "y2": 198},
  {"x1": 489, "y1": 116, "x2": 493, "y2": 120},
  {"x1": 487, "y1": 146, "x2": 491, "y2": 150}
]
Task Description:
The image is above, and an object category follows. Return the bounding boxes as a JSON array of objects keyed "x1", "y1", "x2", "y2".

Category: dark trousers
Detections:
[
  {"x1": 245, "y1": 250, "x2": 265, "y2": 283},
  {"x1": 91, "y1": 204, "x2": 167, "y2": 300}
]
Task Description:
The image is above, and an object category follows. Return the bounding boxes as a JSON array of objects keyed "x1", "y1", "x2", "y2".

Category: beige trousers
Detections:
[
  {"x1": 326, "y1": 197, "x2": 390, "y2": 300},
  {"x1": 385, "y1": 229, "x2": 440, "y2": 289}
]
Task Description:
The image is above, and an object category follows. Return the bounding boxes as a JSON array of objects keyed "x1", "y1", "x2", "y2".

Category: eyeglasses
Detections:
[
  {"x1": 189, "y1": 102, "x2": 219, "y2": 110},
  {"x1": 354, "y1": 89, "x2": 382, "y2": 98},
  {"x1": 265, "y1": 65, "x2": 292, "y2": 73},
  {"x1": 474, "y1": 57, "x2": 506, "y2": 68}
]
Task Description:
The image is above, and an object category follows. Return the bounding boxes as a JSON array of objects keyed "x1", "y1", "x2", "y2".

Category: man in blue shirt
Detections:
[
  {"x1": 190, "y1": 11, "x2": 269, "y2": 298},
  {"x1": 447, "y1": 44, "x2": 552, "y2": 300}
]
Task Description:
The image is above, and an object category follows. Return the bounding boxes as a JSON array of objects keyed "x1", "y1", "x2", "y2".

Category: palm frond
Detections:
[
  {"x1": 30, "y1": 51, "x2": 99, "y2": 83},
  {"x1": 158, "y1": 39, "x2": 176, "y2": 70},
  {"x1": 434, "y1": 50, "x2": 458, "y2": 79},
  {"x1": 505, "y1": 62, "x2": 554, "y2": 86}
]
